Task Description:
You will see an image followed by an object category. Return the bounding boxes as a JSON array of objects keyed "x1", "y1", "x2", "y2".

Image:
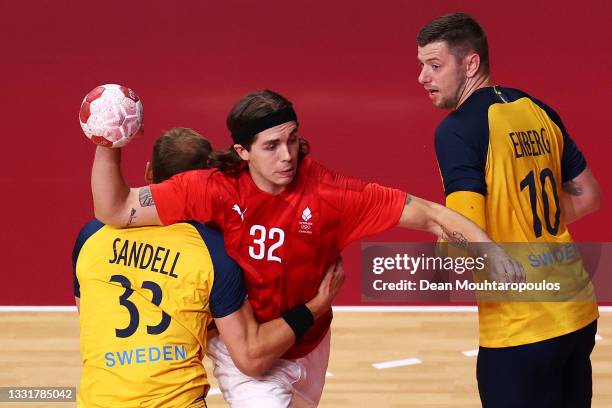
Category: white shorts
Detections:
[{"x1": 206, "y1": 329, "x2": 331, "y2": 408}]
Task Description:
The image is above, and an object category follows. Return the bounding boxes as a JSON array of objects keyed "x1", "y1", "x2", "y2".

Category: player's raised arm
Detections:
[
  {"x1": 92, "y1": 146, "x2": 161, "y2": 227},
  {"x1": 560, "y1": 167, "x2": 600, "y2": 225},
  {"x1": 214, "y1": 259, "x2": 345, "y2": 377}
]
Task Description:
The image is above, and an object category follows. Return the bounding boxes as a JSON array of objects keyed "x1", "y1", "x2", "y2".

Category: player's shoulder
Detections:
[
  {"x1": 495, "y1": 86, "x2": 550, "y2": 111},
  {"x1": 436, "y1": 89, "x2": 493, "y2": 149},
  {"x1": 172, "y1": 168, "x2": 216, "y2": 183},
  {"x1": 306, "y1": 157, "x2": 350, "y2": 181},
  {"x1": 168, "y1": 168, "x2": 237, "y2": 188},
  {"x1": 305, "y1": 157, "x2": 368, "y2": 191},
  {"x1": 497, "y1": 86, "x2": 531, "y2": 100},
  {"x1": 73, "y1": 219, "x2": 106, "y2": 263},
  {"x1": 182, "y1": 221, "x2": 226, "y2": 254},
  {"x1": 179, "y1": 168, "x2": 242, "y2": 199},
  {"x1": 497, "y1": 86, "x2": 548, "y2": 107},
  {"x1": 305, "y1": 157, "x2": 331, "y2": 178},
  {"x1": 295, "y1": 157, "x2": 335, "y2": 186},
  {"x1": 500, "y1": 86, "x2": 564, "y2": 127},
  {"x1": 298, "y1": 156, "x2": 316, "y2": 173},
  {"x1": 75, "y1": 219, "x2": 106, "y2": 244}
]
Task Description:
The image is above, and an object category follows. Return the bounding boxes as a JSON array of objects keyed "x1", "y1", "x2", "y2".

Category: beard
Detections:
[{"x1": 436, "y1": 76, "x2": 467, "y2": 109}]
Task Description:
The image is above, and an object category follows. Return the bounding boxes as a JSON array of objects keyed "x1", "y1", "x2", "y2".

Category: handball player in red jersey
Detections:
[{"x1": 91, "y1": 90, "x2": 522, "y2": 407}]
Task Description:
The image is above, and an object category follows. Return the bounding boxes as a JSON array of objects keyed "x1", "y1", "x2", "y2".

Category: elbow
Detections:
[
  {"x1": 589, "y1": 189, "x2": 601, "y2": 214},
  {"x1": 234, "y1": 352, "x2": 267, "y2": 377},
  {"x1": 93, "y1": 207, "x2": 124, "y2": 226},
  {"x1": 566, "y1": 192, "x2": 601, "y2": 224},
  {"x1": 240, "y1": 343, "x2": 272, "y2": 377},
  {"x1": 93, "y1": 207, "x2": 108, "y2": 224},
  {"x1": 581, "y1": 189, "x2": 601, "y2": 218},
  {"x1": 238, "y1": 362, "x2": 267, "y2": 378},
  {"x1": 583, "y1": 176, "x2": 601, "y2": 215}
]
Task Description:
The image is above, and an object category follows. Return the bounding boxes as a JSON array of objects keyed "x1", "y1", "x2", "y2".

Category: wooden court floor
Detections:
[{"x1": 1, "y1": 310, "x2": 611, "y2": 407}]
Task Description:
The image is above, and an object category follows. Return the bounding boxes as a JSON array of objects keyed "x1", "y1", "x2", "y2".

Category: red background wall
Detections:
[{"x1": 1, "y1": 1, "x2": 610, "y2": 305}]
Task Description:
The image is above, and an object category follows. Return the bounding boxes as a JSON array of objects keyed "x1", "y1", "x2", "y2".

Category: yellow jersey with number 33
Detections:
[
  {"x1": 435, "y1": 86, "x2": 598, "y2": 347},
  {"x1": 72, "y1": 220, "x2": 246, "y2": 407}
]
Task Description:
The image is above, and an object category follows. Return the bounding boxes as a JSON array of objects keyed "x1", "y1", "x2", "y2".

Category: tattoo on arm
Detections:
[
  {"x1": 562, "y1": 180, "x2": 583, "y2": 196},
  {"x1": 440, "y1": 226, "x2": 468, "y2": 249},
  {"x1": 405, "y1": 194, "x2": 413, "y2": 207},
  {"x1": 127, "y1": 208, "x2": 137, "y2": 226},
  {"x1": 139, "y1": 187, "x2": 155, "y2": 207}
]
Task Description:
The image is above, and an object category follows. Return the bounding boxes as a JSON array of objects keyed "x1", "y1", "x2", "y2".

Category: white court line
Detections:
[
  {"x1": 596, "y1": 334, "x2": 604, "y2": 341},
  {"x1": 0, "y1": 306, "x2": 477, "y2": 312},
  {"x1": 462, "y1": 349, "x2": 479, "y2": 357},
  {"x1": 0, "y1": 306, "x2": 77, "y2": 312},
  {"x1": 0, "y1": 306, "x2": 477, "y2": 313},
  {"x1": 2, "y1": 306, "x2": 612, "y2": 313},
  {"x1": 207, "y1": 388, "x2": 221, "y2": 396},
  {"x1": 334, "y1": 306, "x2": 477, "y2": 312},
  {"x1": 334, "y1": 306, "x2": 612, "y2": 313},
  {"x1": 372, "y1": 358, "x2": 422, "y2": 370}
]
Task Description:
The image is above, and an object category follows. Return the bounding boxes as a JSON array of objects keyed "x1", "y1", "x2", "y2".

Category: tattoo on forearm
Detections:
[
  {"x1": 562, "y1": 180, "x2": 583, "y2": 196},
  {"x1": 405, "y1": 194, "x2": 413, "y2": 207},
  {"x1": 440, "y1": 226, "x2": 468, "y2": 249},
  {"x1": 127, "y1": 208, "x2": 137, "y2": 226},
  {"x1": 139, "y1": 187, "x2": 155, "y2": 207}
]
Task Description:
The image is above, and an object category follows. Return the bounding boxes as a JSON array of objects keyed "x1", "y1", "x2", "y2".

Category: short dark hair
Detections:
[
  {"x1": 417, "y1": 12, "x2": 489, "y2": 75},
  {"x1": 208, "y1": 90, "x2": 310, "y2": 175},
  {"x1": 151, "y1": 127, "x2": 212, "y2": 183}
]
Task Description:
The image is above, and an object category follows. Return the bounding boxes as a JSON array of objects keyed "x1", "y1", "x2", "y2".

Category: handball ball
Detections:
[{"x1": 79, "y1": 84, "x2": 144, "y2": 147}]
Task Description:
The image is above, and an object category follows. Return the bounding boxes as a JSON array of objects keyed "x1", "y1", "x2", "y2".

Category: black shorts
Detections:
[{"x1": 477, "y1": 320, "x2": 597, "y2": 408}]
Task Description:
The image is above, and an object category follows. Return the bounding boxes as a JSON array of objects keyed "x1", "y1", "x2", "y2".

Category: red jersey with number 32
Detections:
[{"x1": 151, "y1": 157, "x2": 406, "y2": 358}]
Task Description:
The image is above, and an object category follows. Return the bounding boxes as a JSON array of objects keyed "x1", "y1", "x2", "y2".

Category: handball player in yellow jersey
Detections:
[{"x1": 417, "y1": 13, "x2": 601, "y2": 408}]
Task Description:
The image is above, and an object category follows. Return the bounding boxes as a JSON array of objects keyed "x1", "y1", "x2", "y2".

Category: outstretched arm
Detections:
[
  {"x1": 397, "y1": 195, "x2": 490, "y2": 246},
  {"x1": 397, "y1": 194, "x2": 524, "y2": 283},
  {"x1": 92, "y1": 146, "x2": 161, "y2": 227},
  {"x1": 214, "y1": 259, "x2": 345, "y2": 377}
]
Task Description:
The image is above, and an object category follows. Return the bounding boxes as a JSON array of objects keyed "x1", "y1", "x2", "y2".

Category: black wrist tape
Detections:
[{"x1": 282, "y1": 304, "x2": 315, "y2": 341}]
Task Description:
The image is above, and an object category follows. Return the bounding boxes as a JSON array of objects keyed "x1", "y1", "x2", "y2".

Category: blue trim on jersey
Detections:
[
  {"x1": 72, "y1": 219, "x2": 105, "y2": 297},
  {"x1": 187, "y1": 221, "x2": 247, "y2": 318},
  {"x1": 518, "y1": 92, "x2": 588, "y2": 183},
  {"x1": 435, "y1": 86, "x2": 587, "y2": 196},
  {"x1": 487, "y1": 87, "x2": 587, "y2": 183},
  {"x1": 435, "y1": 87, "x2": 491, "y2": 196}
]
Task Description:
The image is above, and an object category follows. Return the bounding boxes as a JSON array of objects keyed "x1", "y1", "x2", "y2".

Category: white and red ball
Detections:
[{"x1": 79, "y1": 84, "x2": 144, "y2": 147}]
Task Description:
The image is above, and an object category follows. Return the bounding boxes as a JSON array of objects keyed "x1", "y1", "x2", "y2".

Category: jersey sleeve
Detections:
[
  {"x1": 188, "y1": 222, "x2": 247, "y2": 318},
  {"x1": 316, "y1": 163, "x2": 406, "y2": 249},
  {"x1": 434, "y1": 118, "x2": 488, "y2": 196},
  {"x1": 531, "y1": 101, "x2": 587, "y2": 183},
  {"x1": 72, "y1": 219, "x2": 105, "y2": 297},
  {"x1": 150, "y1": 170, "x2": 215, "y2": 226}
]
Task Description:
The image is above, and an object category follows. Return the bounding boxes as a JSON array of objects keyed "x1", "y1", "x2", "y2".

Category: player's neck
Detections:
[{"x1": 454, "y1": 75, "x2": 491, "y2": 110}]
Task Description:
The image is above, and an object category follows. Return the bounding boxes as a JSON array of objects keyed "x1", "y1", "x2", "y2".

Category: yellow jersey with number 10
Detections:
[{"x1": 435, "y1": 86, "x2": 598, "y2": 347}]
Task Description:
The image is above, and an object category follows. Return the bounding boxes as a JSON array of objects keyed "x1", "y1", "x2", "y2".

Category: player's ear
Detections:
[
  {"x1": 144, "y1": 161, "x2": 153, "y2": 183},
  {"x1": 234, "y1": 144, "x2": 249, "y2": 161},
  {"x1": 465, "y1": 52, "x2": 480, "y2": 78}
]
